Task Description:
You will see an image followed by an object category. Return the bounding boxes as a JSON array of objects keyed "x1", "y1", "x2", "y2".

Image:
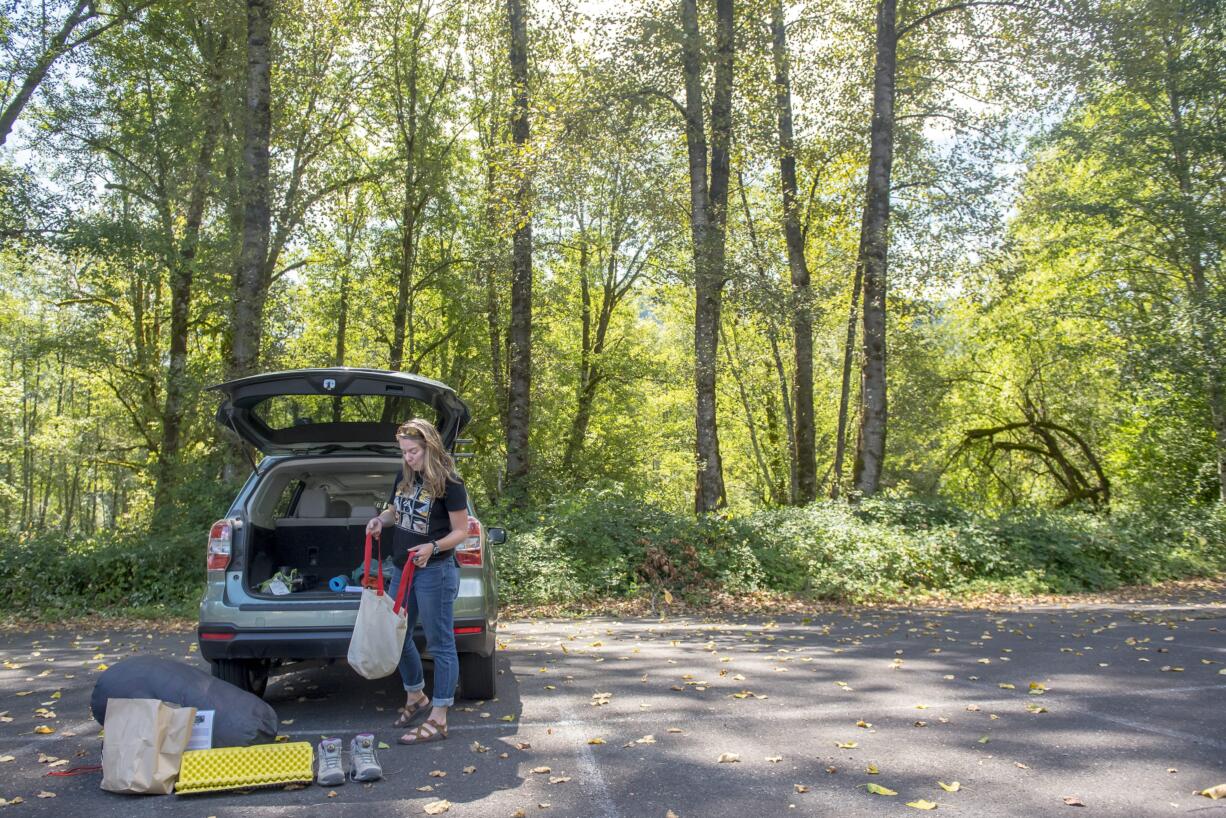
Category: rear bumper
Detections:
[{"x1": 198, "y1": 618, "x2": 494, "y2": 663}]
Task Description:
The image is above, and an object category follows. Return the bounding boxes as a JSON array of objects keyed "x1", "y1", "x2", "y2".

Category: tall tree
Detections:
[
  {"x1": 154, "y1": 20, "x2": 229, "y2": 520},
  {"x1": 229, "y1": 0, "x2": 272, "y2": 380},
  {"x1": 504, "y1": 0, "x2": 533, "y2": 497},
  {"x1": 681, "y1": 0, "x2": 734, "y2": 513},
  {"x1": 769, "y1": 0, "x2": 815, "y2": 503},
  {"x1": 851, "y1": 0, "x2": 895, "y2": 497}
]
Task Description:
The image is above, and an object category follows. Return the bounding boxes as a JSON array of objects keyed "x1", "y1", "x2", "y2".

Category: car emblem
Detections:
[{"x1": 323, "y1": 378, "x2": 337, "y2": 391}]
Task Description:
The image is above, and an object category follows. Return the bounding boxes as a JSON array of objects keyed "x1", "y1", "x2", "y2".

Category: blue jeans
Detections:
[{"x1": 387, "y1": 558, "x2": 460, "y2": 708}]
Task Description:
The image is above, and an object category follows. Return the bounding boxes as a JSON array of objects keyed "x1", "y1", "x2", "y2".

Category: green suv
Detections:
[{"x1": 196, "y1": 368, "x2": 502, "y2": 699}]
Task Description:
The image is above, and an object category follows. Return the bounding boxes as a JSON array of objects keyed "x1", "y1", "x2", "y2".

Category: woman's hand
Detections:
[
  {"x1": 366, "y1": 516, "x2": 383, "y2": 537},
  {"x1": 410, "y1": 542, "x2": 432, "y2": 567}
]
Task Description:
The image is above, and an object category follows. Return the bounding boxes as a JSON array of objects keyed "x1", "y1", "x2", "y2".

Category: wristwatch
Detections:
[{"x1": 430, "y1": 541, "x2": 440, "y2": 557}]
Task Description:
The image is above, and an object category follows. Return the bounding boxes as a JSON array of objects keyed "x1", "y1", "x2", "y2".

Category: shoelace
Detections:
[{"x1": 321, "y1": 744, "x2": 342, "y2": 771}]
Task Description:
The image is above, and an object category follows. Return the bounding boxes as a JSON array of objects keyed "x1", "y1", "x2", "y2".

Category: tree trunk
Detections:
[
  {"x1": 770, "y1": 0, "x2": 816, "y2": 504},
  {"x1": 153, "y1": 39, "x2": 226, "y2": 522},
  {"x1": 562, "y1": 227, "x2": 593, "y2": 472},
  {"x1": 852, "y1": 0, "x2": 896, "y2": 498},
  {"x1": 388, "y1": 27, "x2": 421, "y2": 385},
  {"x1": 682, "y1": 0, "x2": 733, "y2": 513},
  {"x1": 830, "y1": 258, "x2": 863, "y2": 499},
  {"x1": 228, "y1": 0, "x2": 273, "y2": 381},
  {"x1": 505, "y1": 0, "x2": 533, "y2": 498}
]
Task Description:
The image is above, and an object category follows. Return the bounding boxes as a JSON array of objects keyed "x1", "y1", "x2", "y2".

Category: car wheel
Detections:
[
  {"x1": 458, "y1": 651, "x2": 496, "y2": 701},
  {"x1": 211, "y1": 659, "x2": 269, "y2": 698}
]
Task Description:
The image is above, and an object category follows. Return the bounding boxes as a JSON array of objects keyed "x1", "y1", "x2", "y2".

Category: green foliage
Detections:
[
  {"x1": 0, "y1": 527, "x2": 203, "y2": 614},
  {"x1": 494, "y1": 489, "x2": 1226, "y2": 605},
  {"x1": 0, "y1": 486, "x2": 1221, "y2": 617}
]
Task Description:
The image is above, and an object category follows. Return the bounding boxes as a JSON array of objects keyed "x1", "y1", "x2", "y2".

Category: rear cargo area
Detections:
[{"x1": 243, "y1": 458, "x2": 400, "y2": 596}]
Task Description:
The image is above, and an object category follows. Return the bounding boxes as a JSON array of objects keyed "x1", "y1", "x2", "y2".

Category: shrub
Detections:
[{"x1": 1, "y1": 487, "x2": 1222, "y2": 616}]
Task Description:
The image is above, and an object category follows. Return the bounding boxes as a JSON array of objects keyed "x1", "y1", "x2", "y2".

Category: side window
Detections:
[{"x1": 271, "y1": 480, "x2": 303, "y2": 520}]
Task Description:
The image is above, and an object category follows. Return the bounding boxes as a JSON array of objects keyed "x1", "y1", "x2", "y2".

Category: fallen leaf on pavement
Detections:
[
  {"x1": 587, "y1": 738, "x2": 605, "y2": 745},
  {"x1": 1200, "y1": 784, "x2": 1226, "y2": 799},
  {"x1": 906, "y1": 800, "x2": 937, "y2": 810},
  {"x1": 36, "y1": 791, "x2": 55, "y2": 799},
  {"x1": 1062, "y1": 796, "x2": 1085, "y2": 806},
  {"x1": 327, "y1": 790, "x2": 337, "y2": 798},
  {"x1": 463, "y1": 766, "x2": 476, "y2": 774},
  {"x1": 866, "y1": 763, "x2": 879, "y2": 774},
  {"x1": 717, "y1": 753, "x2": 740, "y2": 763},
  {"x1": 938, "y1": 781, "x2": 960, "y2": 792},
  {"x1": 429, "y1": 769, "x2": 447, "y2": 777},
  {"x1": 548, "y1": 776, "x2": 571, "y2": 784},
  {"x1": 531, "y1": 766, "x2": 551, "y2": 774},
  {"x1": 417, "y1": 785, "x2": 433, "y2": 792},
  {"x1": 34, "y1": 725, "x2": 54, "y2": 734},
  {"x1": 856, "y1": 720, "x2": 872, "y2": 728},
  {"x1": 766, "y1": 755, "x2": 782, "y2": 763},
  {"x1": 0, "y1": 756, "x2": 13, "y2": 763},
  {"x1": 866, "y1": 783, "x2": 897, "y2": 796},
  {"x1": 836, "y1": 741, "x2": 858, "y2": 749},
  {"x1": 795, "y1": 784, "x2": 809, "y2": 793},
  {"x1": 424, "y1": 800, "x2": 452, "y2": 815}
]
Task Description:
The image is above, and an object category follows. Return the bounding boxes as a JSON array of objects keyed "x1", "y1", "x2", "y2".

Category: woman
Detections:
[{"x1": 365, "y1": 418, "x2": 469, "y2": 745}]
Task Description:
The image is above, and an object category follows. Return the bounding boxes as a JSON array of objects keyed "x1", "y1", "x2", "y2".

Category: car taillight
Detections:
[
  {"x1": 207, "y1": 520, "x2": 233, "y2": 571},
  {"x1": 456, "y1": 516, "x2": 483, "y2": 566}
]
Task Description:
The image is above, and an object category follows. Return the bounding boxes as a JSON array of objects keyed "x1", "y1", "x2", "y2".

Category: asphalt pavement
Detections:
[{"x1": 0, "y1": 596, "x2": 1224, "y2": 817}]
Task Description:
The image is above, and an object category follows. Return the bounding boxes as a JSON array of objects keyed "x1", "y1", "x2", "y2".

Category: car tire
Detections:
[
  {"x1": 458, "y1": 651, "x2": 496, "y2": 701},
  {"x1": 211, "y1": 659, "x2": 269, "y2": 698}
]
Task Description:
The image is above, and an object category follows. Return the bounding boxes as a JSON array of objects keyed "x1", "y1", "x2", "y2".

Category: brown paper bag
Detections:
[{"x1": 100, "y1": 697, "x2": 196, "y2": 794}]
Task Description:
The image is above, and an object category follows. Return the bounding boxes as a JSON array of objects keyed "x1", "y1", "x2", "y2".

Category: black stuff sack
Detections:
[{"x1": 90, "y1": 656, "x2": 277, "y2": 748}]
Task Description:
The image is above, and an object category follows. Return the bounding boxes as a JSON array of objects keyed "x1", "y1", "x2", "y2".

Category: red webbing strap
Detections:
[
  {"x1": 393, "y1": 560, "x2": 415, "y2": 616},
  {"x1": 364, "y1": 532, "x2": 386, "y2": 596},
  {"x1": 46, "y1": 765, "x2": 102, "y2": 777}
]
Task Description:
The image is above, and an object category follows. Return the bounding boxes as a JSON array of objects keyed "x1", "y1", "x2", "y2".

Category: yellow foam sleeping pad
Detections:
[{"x1": 174, "y1": 741, "x2": 315, "y2": 795}]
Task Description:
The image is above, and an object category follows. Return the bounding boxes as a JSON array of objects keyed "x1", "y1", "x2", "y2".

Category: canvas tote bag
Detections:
[
  {"x1": 100, "y1": 697, "x2": 196, "y2": 794},
  {"x1": 347, "y1": 532, "x2": 414, "y2": 679}
]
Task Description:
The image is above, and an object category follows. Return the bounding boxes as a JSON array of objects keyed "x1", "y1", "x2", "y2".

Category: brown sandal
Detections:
[
  {"x1": 398, "y1": 718, "x2": 448, "y2": 745},
  {"x1": 392, "y1": 698, "x2": 430, "y2": 728}
]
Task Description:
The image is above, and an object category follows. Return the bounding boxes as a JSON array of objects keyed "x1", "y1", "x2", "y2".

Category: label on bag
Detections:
[
  {"x1": 268, "y1": 579, "x2": 290, "y2": 596},
  {"x1": 187, "y1": 710, "x2": 214, "y2": 751}
]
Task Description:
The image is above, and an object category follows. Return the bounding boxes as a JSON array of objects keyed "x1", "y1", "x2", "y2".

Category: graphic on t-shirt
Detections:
[{"x1": 394, "y1": 482, "x2": 433, "y2": 535}]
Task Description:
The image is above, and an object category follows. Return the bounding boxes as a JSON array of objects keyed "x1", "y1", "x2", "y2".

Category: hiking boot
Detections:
[
  {"x1": 316, "y1": 737, "x2": 345, "y2": 786},
  {"x1": 349, "y1": 732, "x2": 383, "y2": 782}
]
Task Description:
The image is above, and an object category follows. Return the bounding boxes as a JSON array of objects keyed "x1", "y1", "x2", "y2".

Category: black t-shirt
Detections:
[{"x1": 386, "y1": 470, "x2": 468, "y2": 567}]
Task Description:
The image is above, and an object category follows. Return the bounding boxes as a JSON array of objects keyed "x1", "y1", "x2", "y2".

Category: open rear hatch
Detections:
[{"x1": 211, "y1": 368, "x2": 471, "y2": 455}]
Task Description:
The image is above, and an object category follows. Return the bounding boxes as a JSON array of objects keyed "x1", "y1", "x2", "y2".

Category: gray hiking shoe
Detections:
[
  {"x1": 316, "y1": 737, "x2": 345, "y2": 786},
  {"x1": 349, "y1": 732, "x2": 382, "y2": 782}
]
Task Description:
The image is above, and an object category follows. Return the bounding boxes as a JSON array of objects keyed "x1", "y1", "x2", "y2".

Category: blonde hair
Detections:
[{"x1": 395, "y1": 418, "x2": 456, "y2": 498}]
